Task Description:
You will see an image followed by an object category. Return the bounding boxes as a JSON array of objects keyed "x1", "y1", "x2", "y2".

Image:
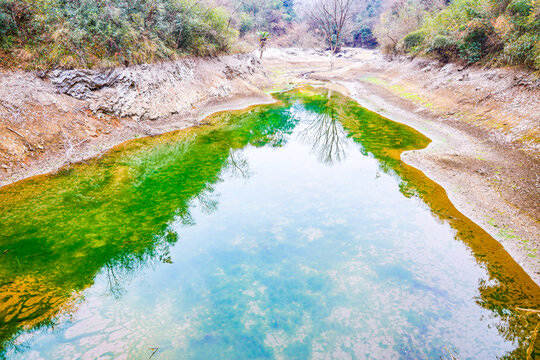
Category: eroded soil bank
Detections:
[
  {"x1": 0, "y1": 48, "x2": 538, "y2": 284},
  {"x1": 262, "y1": 48, "x2": 539, "y2": 284},
  {"x1": 0, "y1": 54, "x2": 274, "y2": 187}
]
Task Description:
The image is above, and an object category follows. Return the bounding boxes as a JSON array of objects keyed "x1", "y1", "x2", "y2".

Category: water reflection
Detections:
[
  {"x1": 0, "y1": 106, "x2": 298, "y2": 355},
  {"x1": 297, "y1": 90, "x2": 349, "y2": 165},
  {"x1": 0, "y1": 87, "x2": 538, "y2": 359},
  {"x1": 295, "y1": 88, "x2": 540, "y2": 359},
  {"x1": 225, "y1": 151, "x2": 252, "y2": 180}
]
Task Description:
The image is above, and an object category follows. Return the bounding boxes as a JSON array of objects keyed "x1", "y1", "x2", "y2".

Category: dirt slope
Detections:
[{"x1": 0, "y1": 54, "x2": 273, "y2": 186}]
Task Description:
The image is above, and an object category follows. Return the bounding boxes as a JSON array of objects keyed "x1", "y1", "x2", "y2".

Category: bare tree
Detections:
[{"x1": 306, "y1": 0, "x2": 355, "y2": 53}]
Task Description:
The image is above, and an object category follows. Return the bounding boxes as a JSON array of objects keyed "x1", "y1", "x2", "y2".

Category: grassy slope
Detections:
[
  {"x1": 0, "y1": 0, "x2": 238, "y2": 70},
  {"x1": 402, "y1": 0, "x2": 540, "y2": 70}
]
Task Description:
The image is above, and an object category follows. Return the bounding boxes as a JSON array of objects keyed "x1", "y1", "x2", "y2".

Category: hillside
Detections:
[{"x1": 0, "y1": 0, "x2": 237, "y2": 69}]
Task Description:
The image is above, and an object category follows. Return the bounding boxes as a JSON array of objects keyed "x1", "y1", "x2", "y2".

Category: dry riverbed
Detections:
[{"x1": 262, "y1": 48, "x2": 539, "y2": 285}]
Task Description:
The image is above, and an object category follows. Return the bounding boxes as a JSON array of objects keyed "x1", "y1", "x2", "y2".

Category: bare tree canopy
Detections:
[{"x1": 306, "y1": 0, "x2": 355, "y2": 53}]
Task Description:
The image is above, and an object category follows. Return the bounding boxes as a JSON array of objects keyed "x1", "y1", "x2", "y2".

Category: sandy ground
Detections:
[{"x1": 261, "y1": 48, "x2": 539, "y2": 285}]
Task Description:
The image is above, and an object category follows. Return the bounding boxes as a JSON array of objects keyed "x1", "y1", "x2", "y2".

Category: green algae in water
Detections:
[{"x1": 0, "y1": 87, "x2": 538, "y2": 359}]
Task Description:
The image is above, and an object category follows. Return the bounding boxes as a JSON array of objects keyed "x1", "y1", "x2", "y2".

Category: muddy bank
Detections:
[
  {"x1": 262, "y1": 48, "x2": 539, "y2": 284},
  {"x1": 0, "y1": 54, "x2": 273, "y2": 186}
]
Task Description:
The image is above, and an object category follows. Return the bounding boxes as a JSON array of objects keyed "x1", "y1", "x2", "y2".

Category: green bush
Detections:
[
  {"x1": 0, "y1": 12, "x2": 14, "y2": 48},
  {"x1": 458, "y1": 24, "x2": 489, "y2": 63},
  {"x1": 429, "y1": 35, "x2": 454, "y2": 50},
  {"x1": 403, "y1": 30, "x2": 426, "y2": 51},
  {"x1": 458, "y1": 40, "x2": 483, "y2": 62},
  {"x1": 427, "y1": 35, "x2": 458, "y2": 61},
  {"x1": 0, "y1": 0, "x2": 33, "y2": 48},
  {"x1": 0, "y1": 0, "x2": 238, "y2": 69},
  {"x1": 403, "y1": 0, "x2": 540, "y2": 69},
  {"x1": 233, "y1": 0, "x2": 294, "y2": 37},
  {"x1": 239, "y1": 12, "x2": 254, "y2": 35},
  {"x1": 502, "y1": 32, "x2": 540, "y2": 67},
  {"x1": 508, "y1": 0, "x2": 533, "y2": 16}
]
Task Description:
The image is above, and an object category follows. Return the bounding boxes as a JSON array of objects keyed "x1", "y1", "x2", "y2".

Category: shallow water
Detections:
[{"x1": 0, "y1": 87, "x2": 538, "y2": 359}]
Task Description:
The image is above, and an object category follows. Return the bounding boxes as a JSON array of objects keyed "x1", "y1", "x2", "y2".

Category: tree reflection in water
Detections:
[
  {"x1": 0, "y1": 87, "x2": 538, "y2": 359},
  {"x1": 298, "y1": 90, "x2": 349, "y2": 165},
  {"x1": 0, "y1": 104, "x2": 296, "y2": 356},
  {"x1": 225, "y1": 151, "x2": 252, "y2": 180}
]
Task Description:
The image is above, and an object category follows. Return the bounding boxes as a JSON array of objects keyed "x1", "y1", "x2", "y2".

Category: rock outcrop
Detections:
[{"x1": 47, "y1": 54, "x2": 262, "y2": 120}]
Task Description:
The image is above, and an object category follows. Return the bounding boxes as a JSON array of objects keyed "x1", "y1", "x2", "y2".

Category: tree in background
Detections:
[
  {"x1": 257, "y1": 30, "x2": 269, "y2": 58},
  {"x1": 373, "y1": 0, "x2": 445, "y2": 54},
  {"x1": 296, "y1": 0, "x2": 386, "y2": 49},
  {"x1": 306, "y1": 0, "x2": 355, "y2": 53},
  {"x1": 350, "y1": 0, "x2": 383, "y2": 48}
]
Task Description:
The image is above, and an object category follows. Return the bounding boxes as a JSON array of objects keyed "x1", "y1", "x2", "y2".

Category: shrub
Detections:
[
  {"x1": 492, "y1": 14, "x2": 513, "y2": 38},
  {"x1": 374, "y1": 0, "x2": 443, "y2": 55},
  {"x1": 427, "y1": 35, "x2": 458, "y2": 61},
  {"x1": 0, "y1": 11, "x2": 15, "y2": 48},
  {"x1": 458, "y1": 21, "x2": 490, "y2": 63},
  {"x1": 402, "y1": 0, "x2": 539, "y2": 69},
  {"x1": 0, "y1": 0, "x2": 238, "y2": 69},
  {"x1": 403, "y1": 30, "x2": 426, "y2": 51},
  {"x1": 502, "y1": 32, "x2": 540, "y2": 67},
  {"x1": 0, "y1": 0, "x2": 33, "y2": 48},
  {"x1": 352, "y1": 26, "x2": 378, "y2": 48},
  {"x1": 239, "y1": 12, "x2": 254, "y2": 36},
  {"x1": 508, "y1": 0, "x2": 533, "y2": 17}
]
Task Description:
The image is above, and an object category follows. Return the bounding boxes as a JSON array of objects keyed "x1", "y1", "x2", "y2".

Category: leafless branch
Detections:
[{"x1": 306, "y1": 0, "x2": 355, "y2": 53}]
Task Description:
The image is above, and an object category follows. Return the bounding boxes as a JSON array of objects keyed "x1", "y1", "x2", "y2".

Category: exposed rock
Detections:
[
  {"x1": 48, "y1": 68, "x2": 132, "y2": 100},
  {"x1": 0, "y1": 52, "x2": 270, "y2": 187},
  {"x1": 47, "y1": 54, "x2": 262, "y2": 121}
]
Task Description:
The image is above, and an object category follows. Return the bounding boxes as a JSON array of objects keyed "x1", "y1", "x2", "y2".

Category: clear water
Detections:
[{"x1": 0, "y1": 87, "x2": 538, "y2": 359}]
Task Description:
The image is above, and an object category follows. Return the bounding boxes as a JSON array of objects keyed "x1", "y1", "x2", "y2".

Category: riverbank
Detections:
[
  {"x1": 261, "y1": 48, "x2": 539, "y2": 285},
  {"x1": 0, "y1": 48, "x2": 538, "y2": 285},
  {"x1": 0, "y1": 54, "x2": 274, "y2": 187}
]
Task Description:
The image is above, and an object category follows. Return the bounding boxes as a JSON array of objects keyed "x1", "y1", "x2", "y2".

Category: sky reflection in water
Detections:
[{"x1": 0, "y1": 87, "x2": 538, "y2": 359}]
